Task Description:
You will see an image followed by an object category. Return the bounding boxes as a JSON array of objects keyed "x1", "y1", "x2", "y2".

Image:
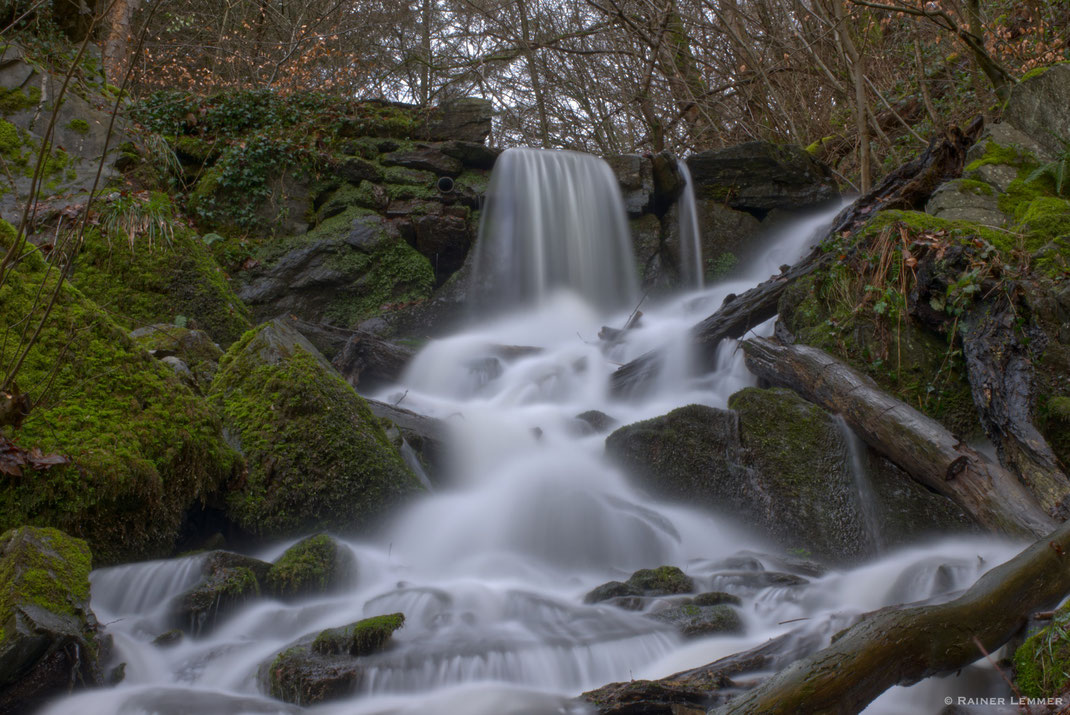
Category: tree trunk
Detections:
[
  {"x1": 608, "y1": 123, "x2": 982, "y2": 398},
  {"x1": 741, "y1": 336, "x2": 1053, "y2": 538},
  {"x1": 102, "y1": 0, "x2": 140, "y2": 83},
  {"x1": 717, "y1": 517, "x2": 1070, "y2": 714}
]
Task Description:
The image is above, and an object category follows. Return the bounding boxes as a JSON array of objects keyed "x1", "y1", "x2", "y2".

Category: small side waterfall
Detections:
[
  {"x1": 470, "y1": 148, "x2": 638, "y2": 313},
  {"x1": 675, "y1": 159, "x2": 704, "y2": 289}
]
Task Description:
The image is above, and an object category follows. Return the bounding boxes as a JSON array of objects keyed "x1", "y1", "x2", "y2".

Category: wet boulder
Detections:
[
  {"x1": 606, "y1": 154, "x2": 655, "y2": 217},
  {"x1": 0, "y1": 527, "x2": 102, "y2": 713},
  {"x1": 209, "y1": 319, "x2": 424, "y2": 538},
  {"x1": 584, "y1": 566, "x2": 695, "y2": 608},
  {"x1": 647, "y1": 603, "x2": 744, "y2": 638},
  {"x1": 266, "y1": 534, "x2": 356, "y2": 599},
  {"x1": 263, "y1": 613, "x2": 405, "y2": 706},
  {"x1": 170, "y1": 550, "x2": 270, "y2": 635},
  {"x1": 685, "y1": 141, "x2": 839, "y2": 217}
]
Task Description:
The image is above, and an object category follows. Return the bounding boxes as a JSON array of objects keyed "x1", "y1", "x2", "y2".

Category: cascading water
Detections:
[
  {"x1": 675, "y1": 159, "x2": 704, "y2": 289},
  {"x1": 43, "y1": 152, "x2": 1029, "y2": 715},
  {"x1": 470, "y1": 148, "x2": 638, "y2": 314}
]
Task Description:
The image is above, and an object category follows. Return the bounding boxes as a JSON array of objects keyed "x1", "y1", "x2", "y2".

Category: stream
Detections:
[{"x1": 41, "y1": 149, "x2": 1024, "y2": 715}]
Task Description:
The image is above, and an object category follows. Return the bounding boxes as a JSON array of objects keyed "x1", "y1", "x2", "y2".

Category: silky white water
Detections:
[{"x1": 42, "y1": 154, "x2": 1027, "y2": 715}]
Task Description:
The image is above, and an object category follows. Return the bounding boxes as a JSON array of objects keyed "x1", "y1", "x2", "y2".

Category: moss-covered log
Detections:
[
  {"x1": 741, "y1": 336, "x2": 1053, "y2": 537},
  {"x1": 610, "y1": 124, "x2": 982, "y2": 398},
  {"x1": 716, "y1": 517, "x2": 1070, "y2": 714}
]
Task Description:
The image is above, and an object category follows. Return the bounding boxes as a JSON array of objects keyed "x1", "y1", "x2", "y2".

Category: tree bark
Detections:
[
  {"x1": 958, "y1": 295, "x2": 1070, "y2": 519},
  {"x1": 716, "y1": 517, "x2": 1070, "y2": 714},
  {"x1": 102, "y1": 0, "x2": 140, "y2": 83},
  {"x1": 608, "y1": 123, "x2": 982, "y2": 398},
  {"x1": 740, "y1": 336, "x2": 1054, "y2": 538}
]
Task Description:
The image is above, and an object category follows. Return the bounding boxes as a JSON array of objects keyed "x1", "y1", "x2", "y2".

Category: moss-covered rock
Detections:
[
  {"x1": 71, "y1": 199, "x2": 252, "y2": 347},
  {"x1": 237, "y1": 210, "x2": 435, "y2": 329},
  {"x1": 0, "y1": 225, "x2": 239, "y2": 564},
  {"x1": 580, "y1": 679, "x2": 711, "y2": 715},
  {"x1": 626, "y1": 566, "x2": 694, "y2": 595},
  {"x1": 172, "y1": 565, "x2": 260, "y2": 636},
  {"x1": 311, "y1": 613, "x2": 404, "y2": 657},
  {"x1": 1014, "y1": 601, "x2": 1070, "y2": 698},
  {"x1": 0, "y1": 526, "x2": 101, "y2": 712},
  {"x1": 210, "y1": 319, "x2": 423, "y2": 538},
  {"x1": 647, "y1": 603, "x2": 744, "y2": 638},
  {"x1": 130, "y1": 323, "x2": 224, "y2": 389},
  {"x1": 262, "y1": 613, "x2": 405, "y2": 706},
  {"x1": 265, "y1": 534, "x2": 355, "y2": 599}
]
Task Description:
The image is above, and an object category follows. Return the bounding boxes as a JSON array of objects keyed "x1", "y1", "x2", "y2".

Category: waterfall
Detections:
[
  {"x1": 675, "y1": 159, "x2": 704, "y2": 289},
  {"x1": 470, "y1": 148, "x2": 638, "y2": 314},
  {"x1": 40, "y1": 156, "x2": 1025, "y2": 715}
]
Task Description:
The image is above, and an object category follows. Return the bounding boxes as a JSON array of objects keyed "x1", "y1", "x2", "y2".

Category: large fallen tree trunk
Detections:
[
  {"x1": 741, "y1": 336, "x2": 1053, "y2": 537},
  {"x1": 716, "y1": 517, "x2": 1070, "y2": 714},
  {"x1": 610, "y1": 122, "x2": 983, "y2": 398}
]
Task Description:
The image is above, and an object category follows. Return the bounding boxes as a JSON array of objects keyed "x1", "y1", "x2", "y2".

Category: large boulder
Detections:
[
  {"x1": 0, "y1": 527, "x2": 101, "y2": 713},
  {"x1": 1003, "y1": 64, "x2": 1070, "y2": 159},
  {"x1": 130, "y1": 323, "x2": 224, "y2": 390},
  {"x1": 238, "y1": 210, "x2": 435, "y2": 329},
  {"x1": 418, "y1": 98, "x2": 494, "y2": 143},
  {"x1": 606, "y1": 392, "x2": 974, "y2": 564},
  {"x1": 0, "y1": 46, "x2": 128, "y2": 218},
  {"x1": 209, "y1": 319, "x2": 423, "y2": 537},
  {"x1": 0, "y1": 222, "x2": 239, "y2": 565},
  {"x1": 71, "y1": 201, "x2": 252, "y2": 347},
  {"x1": 685, "y1": 142, "x2": 839, "y2": 216}
]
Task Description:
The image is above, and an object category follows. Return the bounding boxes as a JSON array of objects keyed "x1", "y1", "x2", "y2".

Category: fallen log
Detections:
[
  {"x1": 610, "y1": 122, "x2": 983, "y2": 398},
  {"x1": 716, "y1": 517, "x2": 1070, "y2": 714},
  {"x1": 959, "y1": 295, "x2": 1070, "y2": 520},
  {"x1": 741, "y1": 336, "x2": 1053, "y2": 538}
]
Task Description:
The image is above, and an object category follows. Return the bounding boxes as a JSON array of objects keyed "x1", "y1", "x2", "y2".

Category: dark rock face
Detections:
[
  {"x1": 413, "y1": 213, "x2": 471, "y2": 284},
  {"x1": 606, "y1": 154, "x2": 655, "y2": 217},
  {"x1": 686, "y1": 142, "x2": 839, "y2": 216},
  {"x1": 438, "y1": 140, "x2": 501, "y2": 170},
  {"x1": 336, "y1": 156, "x2": 386, "y2": 184},
  {"x1": 382, "y1": 147, "x2": 463, "y2": 177},
  {"x1": 418, "y1": 97, "x2": 494, "y2": 143},
  {"x1": 0, "y1": 527, "x2": 102, "y2": 714},
  {"x1": 262, "y1": 614, "x2": 405, "y2": 706},
  {"x1": 606, "y1": 391, "x2": 974, "y2": 564},
  {"x1": 209, "y1": 319, "x2": 424, "y2": 538},
  {"x1": 1003, "y1": 64, "x2": 1070, "y2": 159}
]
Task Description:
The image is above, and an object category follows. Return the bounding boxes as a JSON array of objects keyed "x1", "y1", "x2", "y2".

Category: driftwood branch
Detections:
[
  {"x1": 716, "y1": 517, "x2": 1070, "y2": 714},
  {"x1": 609, "y1": 124, "x2": 982, "y2": 398},
  {"x1": 741, "y1": 336, "x2": 1053, "y2": 538}
]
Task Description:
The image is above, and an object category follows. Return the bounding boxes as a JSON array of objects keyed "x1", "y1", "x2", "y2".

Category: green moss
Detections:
[
  {"x1": 965, "y1": 141, "x2": 1039, "y2": 174},
  {"x1": 626, "y1": 566, "x2": 694, "y2": 594},
  {"x1": 0, "y1": 228, "x2": 239, "y2": 565},
  {"x1": 311, "y1": 613, "x2": 404, "y2": 656},
  {"x1": 1021, "y1": 66, "x2": 1053, "y2": 81},
  {"x1": 209, "y1": 321, "x2": 422, "y2": 536},
  {"x1": 266, "y1": 534, "x2": 344, "y2": 597},
  {"x1": 0, "y1": 527, "x2": 92, "y2": 643},
  {"x1": 0, "y1": 86, "x2": 41, "y2": 115},
  {"x1": 381, "y1": 165, "x2": 435, "y2": 186},
  {"x1": 71, "y1": 209, "x2": 251, "y2": 346},
  {"x1": 0, "y1": 120, "x2": 20, "y2": 156},
  {"x1": 66, "y1": 118, "x2": 90, "y2": 135},
  {"x1": 956, "y1": 178, "x2": 995, "y2": 196},
  {"x1": 1015, "y1": 601, "x2": 1070, "y2": 697}
]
